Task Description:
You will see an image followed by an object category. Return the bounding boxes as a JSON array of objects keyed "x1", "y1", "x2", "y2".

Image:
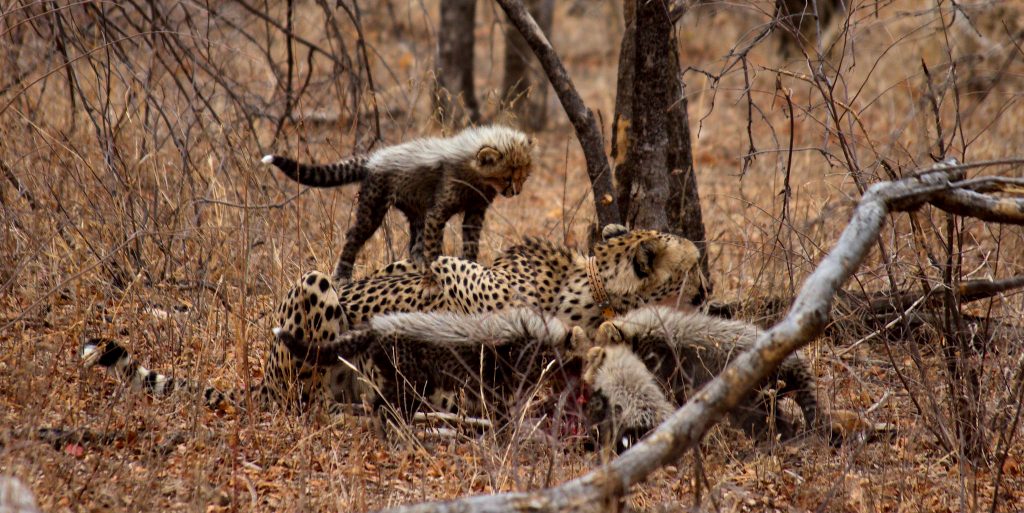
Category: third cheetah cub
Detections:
[{"x1": 596, "y1": 306, "x2": 831, "y2": 443}]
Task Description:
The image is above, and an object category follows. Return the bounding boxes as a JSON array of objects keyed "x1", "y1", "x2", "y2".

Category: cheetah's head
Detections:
[
  {"x1": 473, "y1": 126, "x2": 534, "y2": 198},
  {"x1": 593, "y1": 225, "x2": 707, "y2": 307}
]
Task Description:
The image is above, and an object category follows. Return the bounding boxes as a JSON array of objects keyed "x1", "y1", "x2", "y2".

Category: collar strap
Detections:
[{"x1": 585, "y1": 256, "x2": 616, "y2": 320}]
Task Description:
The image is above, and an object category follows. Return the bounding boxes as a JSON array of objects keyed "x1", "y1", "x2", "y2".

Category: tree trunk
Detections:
[
  {"x1": 502, "y1": 0, "x2": 554, "y2": 131},
  {"x1": 665, "y1": 40, "x2": 709, "y2": 280},
  {"x1": 612, "y1": 0, "x2": 709, "y2": 280},
  {"x1": 435, "y1": 0, "x2": 479, "y2": 125},
  {"x1": 610, "y1": 0, "x2": 636, "y2": 222},
  {"x1": 774, "y1": 0, "x2": 839, "y2": 56},
  {"x1": 625, "y1": 0, "x2": 672, "y2": 231}
]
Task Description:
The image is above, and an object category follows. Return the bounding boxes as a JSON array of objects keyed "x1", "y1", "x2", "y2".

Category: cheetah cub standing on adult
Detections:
[{"x1": 263, "y1": 125, "x2": 534, "y2": 283}]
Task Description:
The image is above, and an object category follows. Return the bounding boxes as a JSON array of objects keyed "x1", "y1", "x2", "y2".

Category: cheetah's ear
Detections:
[
  {"x1": 632, "y1": 240, "x2": 658, "y2": 279},
  {"x1": 476, "y1": 146, "x2": 501, "y2": 167},
  {"x1": 601, "y1": 224, "x2": 629, "y2": 241},
  {"x1": 528, "y1": 137, "x2": 538, "y2": 149},
  {"x1": 595, "y1": 321, "x2": 624, "y2": 346}
]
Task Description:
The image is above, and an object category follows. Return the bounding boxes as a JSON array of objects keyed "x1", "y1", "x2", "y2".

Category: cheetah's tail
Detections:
[
  {"x1": 261, "y1": 154, "x2": 369, "y2": 188},
  {"x1": 80, "y1": 337, "x2": 232, "y2": 410}
]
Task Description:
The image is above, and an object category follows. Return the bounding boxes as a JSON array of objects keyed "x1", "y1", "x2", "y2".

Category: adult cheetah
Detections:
[{"x1": 83, "y1": 226, "x2": 706, "y2": 416}]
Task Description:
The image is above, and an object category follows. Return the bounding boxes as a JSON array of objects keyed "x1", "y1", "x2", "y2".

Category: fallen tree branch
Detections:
[
  {"x1": 709, "y1": 275, "x2": 1024, "y2": 322},
  {"x1": 495, "y1": 0, "x2": 621, "y2": 228},
  {"x1": 374, "y1": 158, "x2": 1024, "y2": 513},
  {"x1": 930, "y1": 187, "x2": 1024, "y2": 224},
  {"x1": 854, "y1": 274, "x2": 1024, "y2": 313}
]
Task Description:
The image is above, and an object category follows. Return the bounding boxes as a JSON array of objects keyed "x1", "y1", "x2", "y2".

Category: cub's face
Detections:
[
  {"x1": 475, "y1": 138, "x2": 534, "y2": 198},
  {"x1": 593, "y1": 226, "x2": 708, "y2": 307},
  {"x1": 581, "y1": 344, "x2": 672, "y2": 454}
]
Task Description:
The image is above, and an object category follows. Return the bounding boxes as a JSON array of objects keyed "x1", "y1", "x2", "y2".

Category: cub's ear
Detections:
[
  {"x1": 601, "y1": 224, "x2": 629, "y2": 241},
  {"x1": 632, "y1": 240, "x2": 658, "y2": 279},
  {"x1": 528, "y1": 137, "x2": 538, "y2": 149},
  {"x1": 476, "y1": 146, "x2": 501, "y2": 167},
  {"x1": 569, "y1": 325, "x2": 591, "y2": 351},
  {"x1": 582, "y1": 346, "x2": 607, "y2": 384},
  {"x1": 595, "y1": 321, "x2": 624, "y2": 346}
]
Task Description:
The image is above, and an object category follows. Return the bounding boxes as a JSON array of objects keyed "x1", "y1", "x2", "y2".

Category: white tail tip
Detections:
[
  {"x1": 271, "y1": 327, "x2": 283, "y2": 337},
  {"x1": 261, "y1": 155, "x2": 275, "y2": 165},
  {"x1": 80, "y1": 343, "x2": 99, "y2": 365}
]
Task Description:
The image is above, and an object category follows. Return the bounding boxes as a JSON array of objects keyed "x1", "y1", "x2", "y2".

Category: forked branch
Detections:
[
  {"x1": 374, "y1": 158, "x2": 1024, "y2": 513},
  {"x1": 495, "y1": 0, "x2": 620, "y2": 228}
]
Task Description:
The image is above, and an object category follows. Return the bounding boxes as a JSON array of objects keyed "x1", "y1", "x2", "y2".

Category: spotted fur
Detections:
[
  {"x1": 596, "y1": 306, "x2": 824, "y2": 441},
  {"x1": 83, "y1": 227, "x2": 705, "y2": 419},
  {"x1": 264, "y1": 125, "x2": 535, "y2": 282},
  {"x1": 266, "y1": 226, "x2": 705, "y2": 405}
]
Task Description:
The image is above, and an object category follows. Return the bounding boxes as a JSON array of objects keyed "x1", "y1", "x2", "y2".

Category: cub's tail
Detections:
[
  {"x1": 776, "y1": 356, "x2": 840, "y2": 444},
  {"x1": 261, "y1": 154, "x2": 370, "y2": 187},
  {"x1": 275, "y1": 327, "x2": 373, "y2": 368},
  {"x1": 80, "y1": 338, "x2": 231, "y2": 410}
]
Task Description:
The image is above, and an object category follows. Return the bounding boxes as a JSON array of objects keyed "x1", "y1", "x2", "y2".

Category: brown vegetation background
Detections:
[{"x1": 2, "y1": 1, "x2": 1024, "y2": 511}]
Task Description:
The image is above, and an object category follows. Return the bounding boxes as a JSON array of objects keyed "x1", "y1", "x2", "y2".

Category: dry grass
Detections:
[{"x1": 3, "y1": 1, "x2": 1024, "y2": 511}]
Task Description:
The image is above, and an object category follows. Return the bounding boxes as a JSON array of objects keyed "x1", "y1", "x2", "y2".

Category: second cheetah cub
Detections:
[{"x1": 263, "y1": 125, "x2": 534, "y2": 282}]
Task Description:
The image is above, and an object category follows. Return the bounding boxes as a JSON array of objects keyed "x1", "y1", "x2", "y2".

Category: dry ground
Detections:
[{"x1": 2, "y1": 1, "x2": 1024, "y2": 511}]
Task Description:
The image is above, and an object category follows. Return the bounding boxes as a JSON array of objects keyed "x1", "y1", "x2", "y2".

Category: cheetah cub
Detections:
[
  {"x1": 582, "y1": 344, "x2": 675, "y2": 454},
  {"x1": 596, "y1": 306, "x2": 830, "y2": 443},
  {"x1": 278, "y1": 308, "x2": 583, "y2": 424},
  {"x1": 263, "y1": 125, "x2": 534, "y2": 283}
]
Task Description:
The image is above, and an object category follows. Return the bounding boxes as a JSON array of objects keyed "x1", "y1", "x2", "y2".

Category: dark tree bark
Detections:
[
  {"x1": 612, "y1": 0, "x2": 709, "y2": 279},
  {"x1": 609, "y1": 0, "x2": 636, "y2": 211},
  {"x1": 502, "y1": 0, "x2": 554, "y2": 131},
  {"x1": 625, "y1": 0, "x2": 672, "y2": 231},
  {"x1": 496, "y1": 0, "x2": 621, "y2": 228},
  {"x1": 435, "y1": 0, "x2": 479, "y2": 125},
  {"x1": 664, "y1": 41, "x2": 709, "y2": 279}
]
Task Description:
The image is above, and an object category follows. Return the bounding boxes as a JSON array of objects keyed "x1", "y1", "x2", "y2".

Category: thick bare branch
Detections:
[
  {"x1": 708, "y1": 273, "x2": 1024, "y2": 323},
  {"x1": 374, "y1": 158, "x2": 1024, "y2": 513},
  {"x1": 495, "y1": 0, "x2": 621, "y2": 228},
  {"x1": 930, "y1": 188, "x2": 1024, "y2": 224}
]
